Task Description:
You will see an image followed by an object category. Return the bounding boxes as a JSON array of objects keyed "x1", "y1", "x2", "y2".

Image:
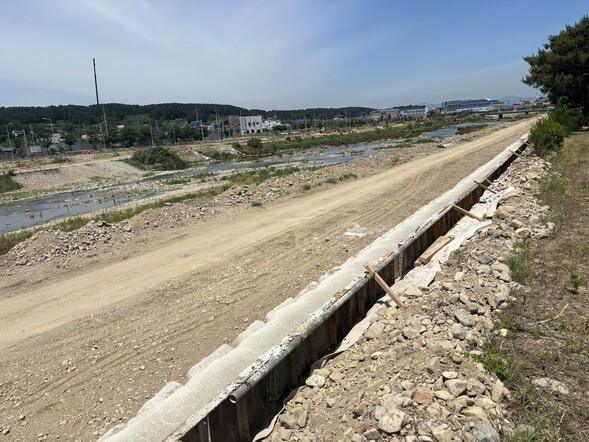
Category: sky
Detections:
[{"x1": 0, "y1": 0, "x2": 587, "y2": 110}]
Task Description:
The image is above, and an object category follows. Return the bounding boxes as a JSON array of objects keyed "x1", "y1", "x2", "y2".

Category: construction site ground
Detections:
[{"x1": 0, "y1": 119, "x2": 534, "y2": 441}]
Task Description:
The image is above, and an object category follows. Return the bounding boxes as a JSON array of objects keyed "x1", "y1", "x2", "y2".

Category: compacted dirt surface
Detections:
[{"x1": 0, "y1": 120, "x2": 534, "y2": 441}]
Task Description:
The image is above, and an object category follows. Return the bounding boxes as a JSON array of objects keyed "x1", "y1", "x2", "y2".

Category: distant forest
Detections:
[
  {"x1": 0, "y1": 103, "x2": 376, "y2": 151},
  {"x1": 0, "y1": 103, "x2": 374, "y2": 127}
]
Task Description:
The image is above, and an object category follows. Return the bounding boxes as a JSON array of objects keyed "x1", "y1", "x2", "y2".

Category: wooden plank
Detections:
[
  {"x1": 415, "y1": 234, "x2": 454, "y2": 266},
  {"x1": 473, "y1": 180, "x2": 497, "y2": 194},
  {"x1": 452, "y1": 204, "x2": 483, "y2": 221},
  {"x1": 363, "y1": 263, "x2": 404, "y2": 308},
  {"x1": 508, "y1": 149, "x2": 523, "y2": 157}
]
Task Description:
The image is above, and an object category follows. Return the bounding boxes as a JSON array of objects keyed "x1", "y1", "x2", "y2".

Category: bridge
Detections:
[{"x1": 480, "y1": 106, "x2": 550, "y2": 119}]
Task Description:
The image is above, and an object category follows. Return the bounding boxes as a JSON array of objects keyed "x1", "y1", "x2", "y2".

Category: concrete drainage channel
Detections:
[{"x1": 102, "y1": 136, "x2": 529, "y2": 442}]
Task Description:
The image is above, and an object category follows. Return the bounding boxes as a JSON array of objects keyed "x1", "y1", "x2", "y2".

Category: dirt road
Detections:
[{"x1": 0, "y1": 119, "x2": 534, "y2": 441}]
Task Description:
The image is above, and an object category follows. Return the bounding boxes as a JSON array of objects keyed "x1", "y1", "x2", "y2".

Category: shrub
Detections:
[
  {"x1": 0, "y1": 170, "x2": 22, "y2": 193},
  {"x1": 528, "y1": 118, "x2": 567, "y2": 156},
  {"x1": 130, "y1": 147, "x2": 187, "y2": 170},
  {"x1": 247, "y1": 138, "x2": 262, "y2": 148},
  {"x1": 549, "y1": 104, "x2": 584, "y2": 134}
]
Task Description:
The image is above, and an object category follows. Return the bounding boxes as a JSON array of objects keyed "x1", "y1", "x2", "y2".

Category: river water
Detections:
[
  {"x1": 1, "y1": 138, "x2": 404, "y2": 233},
  {"x1": 1, "y1": 125, "x2": 485, "y2": 233}
]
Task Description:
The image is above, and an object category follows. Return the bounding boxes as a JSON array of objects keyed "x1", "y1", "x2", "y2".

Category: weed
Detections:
[
  {"x1": 470, "y1": 342, "x2": 510, "y2": 381},
  {"x1": 507, "y1": 239, "x2": 534, "y2": 284},
  {"x1": 251, "y1": 201, "x2": 262, "y2": 207},
  {"x1": 302, "y1": 184, "x2": 311, "y2": 191},
  {"x1": 325, "y1": 178, "x2": 338, "y2": 185},
  {"x1": 339, "y1": 173, "x2": 357, "y2": 181},
  {"x1": 570, "y1": 272, "x2": 582, "y2": 292}
]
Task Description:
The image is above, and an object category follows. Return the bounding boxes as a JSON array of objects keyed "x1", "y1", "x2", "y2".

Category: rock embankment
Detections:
[{"x1": 266, "y1": 151, "x2": 550, "y2": 442}]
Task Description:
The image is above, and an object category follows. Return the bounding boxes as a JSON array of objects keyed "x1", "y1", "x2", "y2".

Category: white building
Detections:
[
  {"x1": 240, "y1": 116, "x2": 263, "y2": 135},
  {"x1": 263, "y1": 118, "x2": 282, "y2": 131}
]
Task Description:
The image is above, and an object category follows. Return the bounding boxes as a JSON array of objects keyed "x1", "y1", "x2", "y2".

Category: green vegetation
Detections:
[
  {"x1": 476, "y1": 131, "x2": 589, "y2": 441},
  {"x1": 0, "y1": 170, "x2": 22, "y2": 193},
  {"x1": 506, "y1": 239, "x2": 535, "y2": 285},
  {"x1": 128, "y1": 147, "x2": 187, "y2": 170},
  {"x1": 221, "y1": 166, "x2": 300, "y2": 185},
  {"x1": 455, "y1": 124, "x2": 488, "y2": 135},
  {"x1": 523, "y1": 16, "x2": 589, "y2": 115}
]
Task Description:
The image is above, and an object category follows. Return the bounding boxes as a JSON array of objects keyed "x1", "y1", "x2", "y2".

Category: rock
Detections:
[
  {"x1": 491, "y1": 262, "x2": 511, "y2": 282},
  {"x1": 451, "y1": 323, "x2": 467, "y2": 340},
  {"x1": 305, "y1": 374, "x2": 326, "y2": 388},
  {"x1": 442, "y1": 282, "x2": 455, "y2": 292},
  {"x1": 434, "y1": 390, "x2": 454, "y2": 401},
  {"x1": 414, "y1": 389, "x2": 434, "y2": 405},
  {"x1": 509, "y1": 219, "x2": 524, "y2": 229},
  {"x1": 365, "y1": 321, "x2": 386, "y2": 340},
  {"x1": 454, "y1": 271, "x2": 465, "y2": 282},
  {"x1": 462, "y1": 405, "x2": 488, "y2": 420},
  {"x1": 405, "y1": 287, "x2": 423, "y2": 298},
  {"x1": 363, "y1": 428, "x2": 381, "y2": 440},
  {"x1": 432, "y1": 423, "x2": 454, "y2": 442},
  {"x1": 532, "y1": 377, "x2": 570, "y2": 395},
  {"x1": 445, "y1": 379, "x2": 467, "y2": 397},
  {"x1": 491, "y1": 380, "x2": 504, "y2": 402},
  {"x1": 465, "y1": 302, "x2": 479, "y2": 314},
  {"x1": 478, "y1": 253, "x2": 493, "y2": 265},
  {"x1": 352, "y1": 401, "x2": 367, "y2": 417},
  {"x1": 454, "y1": 309, "x2": 476, "y2": 327},
  {"x1": 514, "y1": 424, "x2": 536, "y2": 438},
  {"x1": 467, "y1": 379, "x2": 487, "y2": 396},
  {"x1": 515, "y1": 227, "x2": 531, "y2": 238},
  {"x1": 280, "y1": 407, "x2": 308, "y2": 429},
  {"x1": 426, "y1": 357, "x2": 440, "y2": 374},
  {"x1": 442, "y1": 371, "x2": 458, "y2": 380},
  {"x1": 495, "y1": 205, "x2": 513, "y2": 220},
  {"x1": 378, "y1": 409, "x2": 405, "y2": 434},
  {"x1": 447, "y1": 293, "x2": 460, "y2": 304},
  {"x1": 529, "y1": 214, "x2": 542, "y2": 225},
  {"x1": 403, "y1": 326, "x2": 421, "y2": 339},
  {"x1": 471, "y1": 420, "x2": 500, "y2": 442}
]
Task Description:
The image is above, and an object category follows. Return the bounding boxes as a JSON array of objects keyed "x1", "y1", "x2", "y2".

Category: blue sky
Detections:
[{"x1": 0, "y1": 0, "x2": 587, "y2": 110}]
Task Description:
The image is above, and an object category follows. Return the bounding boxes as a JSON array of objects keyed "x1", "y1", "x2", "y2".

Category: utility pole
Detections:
[
  {"x1": 93, "y1": 58, "x2": 106, "y2": 149},
  {"x1": 196, "y1": 106, "x2": 204, "y2": 140}
]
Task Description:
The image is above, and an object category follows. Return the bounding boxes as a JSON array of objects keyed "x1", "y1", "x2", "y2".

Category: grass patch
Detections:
[
  {"x1": 127, "y1": 147, "x2": 187, "y2": 171},
  {"x1": 506, "y1": 239, "x2": 535, "y2": 284},
  {"x1": 484, "y1": 131, "x2": 589, "y2": 441},
  {"x1": 0, "y1": 170, "x2": 22, "y2": 193},
  {"x1": 456, "y1": 124, "x2": 488, "y2": 135},
  {"x1": 221, "y1": 166, "x2": 300, "y2": 185}
]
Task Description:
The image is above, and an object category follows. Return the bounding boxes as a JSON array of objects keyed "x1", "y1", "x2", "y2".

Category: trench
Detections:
[{"x1": 101, "y1": 135, "x2": 528, "y2": 442}]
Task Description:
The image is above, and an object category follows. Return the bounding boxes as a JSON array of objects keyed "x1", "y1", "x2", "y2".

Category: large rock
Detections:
[
  {"x1": 444, "y1": 379, "x2": 467, "y2": 397},
  {"x1": 454, "y1": 309, "x2": 477, "y2": 327},
  {"x1": 378, "y1": 409, "x2": 405, "y2": 434},
  {"x1": 471, "y1": 420, "x2": 500, "y2": 442}
]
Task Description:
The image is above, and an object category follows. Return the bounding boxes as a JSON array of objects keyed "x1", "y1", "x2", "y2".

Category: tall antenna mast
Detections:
[{"x1": 93, "y1": 58, "x2": 105, "y2": 148}]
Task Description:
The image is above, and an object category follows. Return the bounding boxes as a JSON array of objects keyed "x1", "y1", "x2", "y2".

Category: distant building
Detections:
[
  {"x1": 399, "y1": 106, "x2": 427, "y2": 119},
  {"x1": 263, "y1": 118, "x2": 282, "y2": 131},
  {"x1": 240, "y1": 116, "x2": 263, "y2": 135},
  {"x1": 370, "y1": 109, "x2": 400, "y2": 120},
  {"x1": 441, "y1": 99, "x2": 503, "y2": 114}
]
